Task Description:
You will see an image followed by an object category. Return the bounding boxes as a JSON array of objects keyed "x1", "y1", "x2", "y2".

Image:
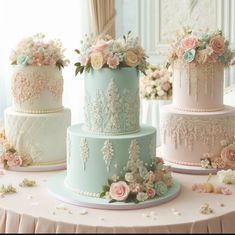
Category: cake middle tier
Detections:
[
  {"x1": 4, "y1": 107, "x2": 71, "y2": 166},
  {"x1": 84, "y1": 68, "x2": 140, "y2": 135},
  {"x1": 65, "y1": 124, "x2": 156, "y2": 197},
  {"x1": 160, "y1": 105, "x2": 235, "y2": 166}
]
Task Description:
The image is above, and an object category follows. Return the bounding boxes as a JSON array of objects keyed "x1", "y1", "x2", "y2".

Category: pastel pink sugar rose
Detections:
[
  {"x1": 192, "y1": 183, "x2": 206, "y2": 193},
  {"x1": 209, "y1": 35, "x2": 225, "y2": 55},
  {"x1": 107, "y1": 54, "x2": 120, "y2": 69},
  {"x1": 216, "y1": 186, "x2": 232, "y2": 195},
  {"x1": 109, "y1": 181, "x2": 130, "y2": 201},
  {"x1": 146, "y1": 188, "x2": 156, "y2": 198},
  {"x1": 7, "y1": 154, "x2": 22, "y2": 167},
  {"x1": 93, "y1": 40, "x2": 108, "y2": 52},
  {"x1": 221, "y1": 144, "x2": 235, "y2": 168},
  {"x1": 181, "y1": 36, "x2": 198, "y2": 49},
  {"x1": 81, "y1": 55, "x2": 89, "y2": 66},
  {"x1": 161, "y1": 81, "x2": 171, "y2": 91}
]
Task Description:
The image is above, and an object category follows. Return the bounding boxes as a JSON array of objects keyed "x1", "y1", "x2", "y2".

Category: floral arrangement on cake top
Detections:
[
  {"x1": 140, "y1": 64, "x2": 173, "y2": 100},
  {"x1": 200, "y1": 137, "x2": 235, "y2": 169},
  {"x1": 0, "y1": 128, "x2": 32, "y2": 169},
  {"x1": 74, "y1": 31, "x2": 148, "y2": 75},
  {"x1": 167, "y1": 26, "x2": 235, "y2": 66},
  {"x1": 10, "y1": 33, "x2": 69, "y2": 69},
  {"x1": 100, "y1": 155, "x2": 173, "y2": 203}
]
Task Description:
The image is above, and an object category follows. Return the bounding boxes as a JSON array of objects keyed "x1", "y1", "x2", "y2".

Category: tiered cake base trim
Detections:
[{"x1": 48, "y1": 172, "x2": 181, "y2": 210}]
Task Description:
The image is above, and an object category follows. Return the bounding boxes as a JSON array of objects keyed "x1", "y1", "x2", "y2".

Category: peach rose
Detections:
[
  {"x1": 176, "y1": 47, "x2": 185, "y2": 58},
  {"x1": 109, "y1": 181, "x2": 130, "y2": 201},
  {"x1": 161, "y1": 81, "x2": 171, "y2": 91},
  {"x1": 221, "y1": 144, "x2": 235, "y2": 168},
  {"x1": 207, "y1": 52, "x2": 218, "y2": 63},
  {"x1": 181, "y1": 36, "x2": 198, "y2": 49},
  {"x1": 146, "y1": 188, "x2": 156, "y2": 198},
  {"x1": 124, "y1": 50, "x2": 139, "y2": 67},
  {"x1": 195, "y1": 50, "x2": 208, "y2": 65},
  {"x1": 7, "y1": 154, "x2": 22, "y2": 167},
  {"x1": 209, "y1": 35, "x2": 225, "y2": 55},
  {"x1": 90, "y1": 52, "x2": 104, "y2": 69},
  {"x1": 107, "y1": 54, "x2": 119, "y2": 69}
]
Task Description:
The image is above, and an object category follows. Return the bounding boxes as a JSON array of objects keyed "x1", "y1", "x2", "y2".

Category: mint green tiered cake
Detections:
[{"x1": 62, "y1": 33, "x2": 178, "y2": 207}]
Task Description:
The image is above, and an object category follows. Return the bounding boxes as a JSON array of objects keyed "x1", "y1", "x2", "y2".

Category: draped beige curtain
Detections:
[{"x1": 89, "y1": 0, "x2": 116, "y2": 38}]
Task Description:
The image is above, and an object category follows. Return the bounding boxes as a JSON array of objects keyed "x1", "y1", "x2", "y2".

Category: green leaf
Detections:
[
  {"x1": 75, "y1": 49, "x2": 80, "y2": 54},
  {"x1": 102, "y1": 185, "x2": 110, "y2": 192},
  {"x1": 107, "y1": 179, "x2": 113, "y2": 186},
  {"x1": 75, "y1": 66, "x2": 81, "y2": 76},
  {"x1": 109, "y1": 199, "x2": 117, "y2": 203},
  {"x1": 99, "y1": 191, "x2": 106, "y2": 198},
  {"x1": 74, "y1": 62, "x2": 81, "y2": 66},
  {"x1": 80, "y1": 66, "x2": 84, "y2": 74}
]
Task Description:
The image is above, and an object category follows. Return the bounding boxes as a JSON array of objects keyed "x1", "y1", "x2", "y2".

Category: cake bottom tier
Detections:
[
  {"x1": 65, "y1": 124, "x2": 156, "y2": 197},
  {"x1": 4, "y1": 107, "x2": 71, "y2": 166},
  {"x1": 160, "y1": 105, "x2": 235, "y2": 166}
]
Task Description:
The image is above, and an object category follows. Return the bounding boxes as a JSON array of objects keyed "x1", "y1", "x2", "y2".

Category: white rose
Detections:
[
  {"x1": 125, "y1": 172, "x2": 135, "y2": 182},
  {"x1": 157, "y1": 90, "x2": 165, "y2": 97}
]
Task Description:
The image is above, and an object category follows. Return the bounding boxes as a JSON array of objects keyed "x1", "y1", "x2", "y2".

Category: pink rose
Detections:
[
  {"x1": 146, "y1": 188, "x2": 156, "y2": 198},
  {"x1": 207, "y1": 52, "x2": 218, "y2": 63},
  {"x1": 81, "y1": 55, "x2": 89, "y2": 66},
  {"x1": 215, "y1": 186, "x2": 232, "y2": 195},
  {"x1": 109, "y1": 181, "x2": 130, "y2": 201},
  {"x1": 92, "y1": 40, "x2": 108, "y2": 52},
  {"x1": 181, "y1": 36, "x2": 198, "y2": 49},
  {"x1": 221, "y1": 144, "x2": 235, "y2": 168},
  {"x1": 7, "y1": 154, "x2": 22, "y2": 167},
  {"x1": 107, "y1": 54, "x2": 119, "y2": 69},
  {"x1": 209, "y1": 35, "x2": 225, "y2": 55},
  {"x1": 161, "y1": 81, "x2": 171, "y2": 91}
]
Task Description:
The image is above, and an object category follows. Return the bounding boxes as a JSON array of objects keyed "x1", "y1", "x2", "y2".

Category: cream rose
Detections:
[
  {"x1": 109, "y1": 181, "x2": 130, "y2": 201},
  {"x1": 209, "y1": 35, "x2": 225, "y2": 56},
  {"x1": 221, "y1": 144, "x2": 235, "y2": 168},
  {"x1": 124, "y1": 50, "x2": 139, "y2": 67},
  {"x1": 90, "y1": 52, "x2": 104, "y2": 69},
  {"x1": 195, "y1": 50, "x2": 208, "y2": 65}
]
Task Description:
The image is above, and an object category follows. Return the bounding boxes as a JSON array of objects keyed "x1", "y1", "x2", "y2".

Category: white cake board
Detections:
[
  {"x1": 156, "y1": 147, "x2": 218, "y2": 175},
  {"x1": 0, "y1": 162, "x2": 66, "y2": 172},
  {"x1": 48, "y1": 172, "x2": 181, "y2": 210}
]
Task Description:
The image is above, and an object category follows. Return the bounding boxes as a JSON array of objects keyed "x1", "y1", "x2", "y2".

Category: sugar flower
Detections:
[
  {"x1": 10, "y1": 33, "x2": 69, "y2": 69},
  {"x1": 74, "y1": 31, "x2": 148, "y2": 75},
  {"x1": 168, "y1": 27, "x2": 235, "y2": 66}
]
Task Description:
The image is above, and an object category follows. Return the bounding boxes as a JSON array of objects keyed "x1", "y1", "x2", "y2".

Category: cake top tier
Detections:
[
  {"x1": 167, "y1": 27, "x2": 235, "y2": 67},
  {"x1": 74, "y1": 32, "x2": 148, "y2": 75},
  {"x1": 10, "y1": 33, "x2": 69, "y2": 70}
]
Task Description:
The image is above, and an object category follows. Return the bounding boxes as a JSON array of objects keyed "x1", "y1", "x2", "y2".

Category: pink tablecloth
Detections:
[{"x1": 0, "y1": 170, "x2": 235, "y2": 233}]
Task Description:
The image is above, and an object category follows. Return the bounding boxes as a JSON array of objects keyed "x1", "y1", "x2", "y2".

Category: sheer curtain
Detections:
[{"x1": 0, "y1": 0, "x2": 90, "y2": 125}]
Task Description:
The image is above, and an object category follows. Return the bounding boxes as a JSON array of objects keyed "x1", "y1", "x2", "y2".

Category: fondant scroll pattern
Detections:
[
  {"x1": 84, "y1": 79, "x2": 139, "y2": 134},
  {"x1": 80, "y1": 138, "x2": 89, "y2": 171},
  {"x1": 12, "y1": 71, "x2": 63, "y2": 104},
  {"x1": 102, "y1": 140, "x2": 114, "y2": 172},
  {"x1": 161, "y1": 115, "x2": 235, "y2": 153}
]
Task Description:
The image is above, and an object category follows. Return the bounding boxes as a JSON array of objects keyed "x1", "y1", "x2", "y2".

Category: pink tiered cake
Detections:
[{"x1": 160, "y1": 28, "x2": 235, "y2": 170}]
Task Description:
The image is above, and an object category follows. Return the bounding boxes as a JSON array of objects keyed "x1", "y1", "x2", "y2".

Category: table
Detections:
[
  {"x1": 140, "y1": 99, "x2": 172, "y2": 147},
  {"x1": 0, "y1": 170, "x2": 235, "y2": 233}
]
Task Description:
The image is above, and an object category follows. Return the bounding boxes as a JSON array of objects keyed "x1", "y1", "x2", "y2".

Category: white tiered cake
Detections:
[
  {"x1": 48, "y1": 33, "x2": 180, "y2": 209},
  {"x1": 0, "y1": 34, "x2": 71, "y2": 170},
  {"x1": 160, "y1": 28, "x2": 235, "y2": 171}
]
